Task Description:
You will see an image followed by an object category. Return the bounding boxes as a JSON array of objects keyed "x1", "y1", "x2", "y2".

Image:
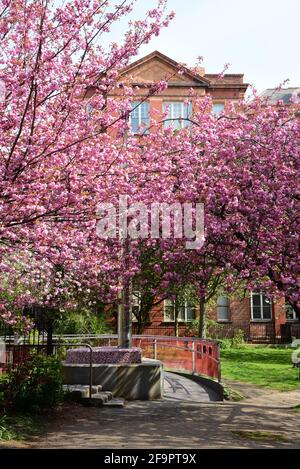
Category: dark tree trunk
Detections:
[
  {"x1": 46, "y1": 322, "x2": 53, "y2": 356},
  {"x1": 198, "y1": 297, "x2": 206, "y2": 339},
  {"x1": 289, "y1": 301, "x2": 300, "y2": 321},
  {"x1": 174, "y1": 299, "x2": 179, "y2": 337},
  {"x1": 136, "y1": 294, "x2": 155, "y2": 335},
  {"x1": 118, "y1": 239, "x2": 132, "y2": 348},
  {"x1": 268, "y1": 269, "x2": 300, "y2": 321},
  {"x1": 118, "y1": 283, "x2": 132, "y2": 348}
]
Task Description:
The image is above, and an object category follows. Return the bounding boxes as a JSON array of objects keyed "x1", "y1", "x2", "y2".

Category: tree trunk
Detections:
[
  {"x1": 268, "y1": 269, "x2": 300, "y2": 321},
  {"x1": 174, "y1": 298, "x2": 179, "y2": 337},
  {"x1": 46, "y1": 322, "x2": 53, "y2": 356},
  {"x1": 290, "y1": 301, "x2": 300, "y2": 321},
  {"x1": 118, "y1": 283, "x2": 132, "y2": 348},
  {"x1": 118, "y1": 239, "x2": 132, "y2": 348},
  {"x1": 198, "y1": 297, "x2": 206, "y2": 339},
  {"x1": 137, "y1": 318, "x2": 143, "y2": 335},
  {"x1": 136, "y1": 308, "x2": 146, "y2": 335}
]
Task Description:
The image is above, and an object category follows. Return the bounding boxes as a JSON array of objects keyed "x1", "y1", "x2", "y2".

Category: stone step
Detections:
[
  {"x1": 82, "y1": 391, "x2": 113, "y2": 407},
  {"x1": 63, "y1": 384, "x2": 102, "y2": 400},
  {"x1": 102, "y1": 398, "x2": 126, "y2": 408}
]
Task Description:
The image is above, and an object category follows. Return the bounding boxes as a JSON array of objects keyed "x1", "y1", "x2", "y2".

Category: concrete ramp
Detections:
[{"x1": 164, "y1": 372, "x2": 221, "y2": 402}]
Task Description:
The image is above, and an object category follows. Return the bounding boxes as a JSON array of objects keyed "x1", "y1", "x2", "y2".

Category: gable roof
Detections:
[{"x1": 119, "y1": 50, "x2": 211, "y2": 87}]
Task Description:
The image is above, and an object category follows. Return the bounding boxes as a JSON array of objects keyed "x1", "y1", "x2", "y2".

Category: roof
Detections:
[
  {"x1": 120, "y1": 50, "x2": 211, "y2": 87},
  {"x1": 119, "y1": 51, "x2": 248, "y2": 92},
  {"x1": 260, "y1": 88, "x2": 300, "y2": 104}
]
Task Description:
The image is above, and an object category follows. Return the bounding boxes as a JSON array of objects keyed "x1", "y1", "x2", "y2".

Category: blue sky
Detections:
[{"x1": 108, "y1": 0, "x2": 299, "y2": 93}]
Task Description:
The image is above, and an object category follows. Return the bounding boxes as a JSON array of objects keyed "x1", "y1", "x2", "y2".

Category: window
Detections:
[
  {"x1": 85, "y1": 101, "x2": 93, "y2": 114},
  {"x1": 130, "y1": 101, "x2": 150, "y2": 134},
  {"x1": 212, "y1": 102, "x2": 225, "y2": 116},
  {"x1": 251, "y1": 292, "x2": 272, "y2": 320},
  {"x1": 164, "y1": 299, "x2": 196, "y2": 322},
  {"x1": 217, "y1": 296, "x2": 229, "y2": 321},
  {"x1": 163, "y1": 102, "x2": 192, "y2": 130},
  {"x1": 285, "y1": 301, "x2": 297, "y2": 321}
]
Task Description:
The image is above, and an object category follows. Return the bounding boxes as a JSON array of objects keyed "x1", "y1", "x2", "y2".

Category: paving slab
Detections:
[{"x1": 1, "y1": 374, "x2": 299, "y2": 449}]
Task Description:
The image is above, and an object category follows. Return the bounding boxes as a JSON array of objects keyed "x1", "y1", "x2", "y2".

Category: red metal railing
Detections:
[
  {"x1": 1, "y1": 334, "x2": 221, "y2": 382},
  {"x1": 132, "y1": 336, "x2": 221, "y2": 382}
]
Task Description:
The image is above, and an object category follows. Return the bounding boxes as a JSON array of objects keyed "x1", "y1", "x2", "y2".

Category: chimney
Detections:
[{"x1": 196, "y1": 66, "x2": 205, "y2": 76}]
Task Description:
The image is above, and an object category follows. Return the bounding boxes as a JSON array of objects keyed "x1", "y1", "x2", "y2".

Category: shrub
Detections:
[
  {"x1": 0, "y1": 373, "x2": 9, "y2": 409},
  {"x1": 0, "y1": 414, "x2": 18, "y2": 440},
  {"x1": 231, "y1": 329, "x2": 245, "y2": 349},
  {"x1": 219, "y1": 329, "x2": 246, "y2": 349},
  {"x1": 54, "y1": 310, "x2": 111, "y2": 335},
  {"x1": 219, "y1": 338, "x2": 233, "y2": 349},
  {"x1": 6, "y1": 354, "x2": 63, "y2": 411},
  {"x1": 186, "y1": 318, "x2": 220, "y2": 338}
]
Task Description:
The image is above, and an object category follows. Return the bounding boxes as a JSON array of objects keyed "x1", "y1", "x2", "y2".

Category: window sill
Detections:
[
  {"x1": 217, "y1": 320, "x2": 231, "y2": 323},
  {"x1": 163, "y1": 320, "x2": 194, "y2": 324},
  {"x1": 131, "y1": 132, "x2": 149, "y2": 136},
  {"x1": 250, "y1": 319, "x2": 273, "y2": 323}
]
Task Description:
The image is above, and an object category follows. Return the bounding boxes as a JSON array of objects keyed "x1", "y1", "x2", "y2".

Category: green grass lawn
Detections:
[{"x1": 221, "y1": 346, "x2": 300, "y2": 391}]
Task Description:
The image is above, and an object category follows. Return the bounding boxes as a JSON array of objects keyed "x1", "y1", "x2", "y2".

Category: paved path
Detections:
[
  {"x1": 1, "y1": 374, "x2": 299, "y2": 449},
  {"x1": 164, "y1": 372, "x2": 221, "y2": 402}
]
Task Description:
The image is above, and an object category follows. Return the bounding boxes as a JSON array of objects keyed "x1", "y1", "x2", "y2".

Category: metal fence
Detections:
[
  {"x1": 207, "y1": 321, "x2": 300, "y2": 344},
  {"x1": 134, "y1": 321, "x2": 300, "y2": 343}
]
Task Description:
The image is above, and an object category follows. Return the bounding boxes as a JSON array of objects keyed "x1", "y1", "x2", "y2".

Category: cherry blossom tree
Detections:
[
  {"x1": 1, "y1": 0, "x2": 299, "y2": 339},
  {"x1": 114, "y1": 94, "x2": 300, "y2": 331},
  {"x1": 0, "y1": 0, "x2": 174, "y2": 324}
]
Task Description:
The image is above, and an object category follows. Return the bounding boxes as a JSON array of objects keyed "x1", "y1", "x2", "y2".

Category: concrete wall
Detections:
[{"x1": 63, "y1": 359, "x2": 164, "y2": 400}]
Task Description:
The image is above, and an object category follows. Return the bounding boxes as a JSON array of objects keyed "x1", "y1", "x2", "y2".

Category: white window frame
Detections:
[
  {"x1": 164, "y1": 299, "x2": 196, "y2": 322},
  {"x1": 285, "y1": 301, "x2": 297, "y2": 321},
  {"x1": 163, "y1": 101, "x2": 192, "y2": 130},
  {"x1": 250, "y1": 292, "x2": 273, "y2": 321},
  {"x1": 130, "y1": 101, "x2": 150, "y2": 134},
  {"x1": 217, "y1": 295, "x2": 230, "y2": 322}
]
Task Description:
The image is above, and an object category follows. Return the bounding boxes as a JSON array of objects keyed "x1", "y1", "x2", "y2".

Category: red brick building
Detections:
[
  {"x1": 116, "y1": 50, "x2": 248, "y2": 132},
  {"x1": 130, "y1": 291, "x2": 300, "y2": 342},
  {"x1": 114, "y1": 52, "x2": 300, "y2": 342}
]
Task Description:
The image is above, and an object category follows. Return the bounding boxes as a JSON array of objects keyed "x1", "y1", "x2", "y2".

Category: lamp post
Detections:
[{"x1": 117, "y1": 235, "x2": 132, "y2": 349}]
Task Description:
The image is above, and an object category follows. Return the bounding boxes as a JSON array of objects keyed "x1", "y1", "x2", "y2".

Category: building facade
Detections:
[
  {"x1": 130, "y1": 291, "x2": 300, "y2": 342},
  {"x1": 113, "y1": 51, "x2": 299, "y2": 342},
  {"x1": 117, "y1": 50, "x2": 248, "y2": 133}
]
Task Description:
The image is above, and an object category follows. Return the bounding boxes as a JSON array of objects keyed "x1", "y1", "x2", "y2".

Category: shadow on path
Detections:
[
  {"x1": 164, "y1": 372, "x2": 220, "y2": 402},
  {"x1": 1, "y1": 375, "x2": 299, "y2": 449}
]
